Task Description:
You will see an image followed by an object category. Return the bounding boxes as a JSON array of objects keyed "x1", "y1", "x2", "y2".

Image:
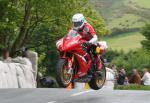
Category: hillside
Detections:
[{"x1": 90, "y1": 0, "x2": 150, "y2": 30}]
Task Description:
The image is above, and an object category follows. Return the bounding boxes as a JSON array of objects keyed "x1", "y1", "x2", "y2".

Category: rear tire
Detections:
[
  {"x1": 88, "y1": 63, "x2": 106, "y2": 90},
  {"x1": 56, "y1": 59, "x2": 73, "y2": 87}
]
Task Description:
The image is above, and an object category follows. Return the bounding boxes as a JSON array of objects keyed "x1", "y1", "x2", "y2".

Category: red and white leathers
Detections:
[{"x1": 71, "y1": 22, "x2": 102, "y2": 71}]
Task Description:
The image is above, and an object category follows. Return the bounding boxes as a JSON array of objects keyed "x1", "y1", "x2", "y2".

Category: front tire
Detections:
[
  {"x1": 56, "y1": 59, "x2": 73, "y2": 87},
  {"x1": 88, "y1": 62, "x2": 106, "y2": 90}
]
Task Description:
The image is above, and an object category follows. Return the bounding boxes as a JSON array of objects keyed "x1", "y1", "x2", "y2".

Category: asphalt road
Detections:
[{"x1": 0, "y1": 88, "x2": 150, "y2": 103}]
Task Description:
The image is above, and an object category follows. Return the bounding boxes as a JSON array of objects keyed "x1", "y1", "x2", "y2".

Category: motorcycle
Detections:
[{"x1": 56, "y1": 30, "x2": 107, "y2": 90}]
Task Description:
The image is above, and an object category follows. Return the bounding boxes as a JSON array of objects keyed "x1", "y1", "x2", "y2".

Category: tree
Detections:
[
  {"x1": 111, "y1": 49, "x2": 150, "y2": 73},
  {"x1": 141, "y1": 24, "x2": 150, "y2": 50},
  {"x1": 0, "y1": 0, "x2": 20, "y2": 49},
  {"x1": 0, "y1": 0, "x2": 107, "y2": 75}
]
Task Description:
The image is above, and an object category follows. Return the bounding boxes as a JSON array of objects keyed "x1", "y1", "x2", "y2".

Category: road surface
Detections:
[{"x1": 0, "y1": 88, "x2": 150, "y2": 103}]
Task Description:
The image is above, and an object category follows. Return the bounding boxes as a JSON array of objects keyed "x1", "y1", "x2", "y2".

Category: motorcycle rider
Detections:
[{"x1": 71, "y1": 13, "x2": 102, "y2": 71}]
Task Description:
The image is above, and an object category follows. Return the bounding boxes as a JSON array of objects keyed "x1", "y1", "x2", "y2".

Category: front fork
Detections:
[{"x1": 62, "y1": 52, "x2": 74, "y2": 74}]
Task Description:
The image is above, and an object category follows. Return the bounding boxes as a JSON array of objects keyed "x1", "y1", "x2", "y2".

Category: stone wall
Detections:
[{"x1": 0, "y1": 51, "x2": 38, "y2": 88}]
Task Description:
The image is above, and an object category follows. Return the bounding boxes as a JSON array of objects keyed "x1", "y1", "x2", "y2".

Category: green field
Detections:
[
  {"x1": 102, "y1": 32, "x2": 145, "y2": 52},
  {"x1": 130, "y1": 0, "x2": 150, "y2": 9},
  {"x1": 108, "y1": 14, "x2": 145, "y2": 29}
]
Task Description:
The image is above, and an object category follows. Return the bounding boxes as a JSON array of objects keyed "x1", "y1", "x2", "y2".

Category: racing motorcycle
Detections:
[{"x1": 56, "y1": 30, "x2": 107, "y2": 90}]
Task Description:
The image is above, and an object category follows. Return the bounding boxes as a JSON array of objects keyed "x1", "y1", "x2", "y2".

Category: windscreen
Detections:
[{"x1": 67, "y1": 29, "x2": 78, "y2": 38}]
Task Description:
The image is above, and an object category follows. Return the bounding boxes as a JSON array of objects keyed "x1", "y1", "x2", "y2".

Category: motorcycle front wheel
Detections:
[
  {"x1": 56, "y1": 59, "x2": 73, "y2": 87},
  {"x1": 88, "y1": 62, "x2": 106, "y2": 90}
]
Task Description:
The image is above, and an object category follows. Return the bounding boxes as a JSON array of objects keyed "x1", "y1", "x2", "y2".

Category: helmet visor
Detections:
[{"x1": 73, "y1": 21, "x2": 83, "y2": 27}]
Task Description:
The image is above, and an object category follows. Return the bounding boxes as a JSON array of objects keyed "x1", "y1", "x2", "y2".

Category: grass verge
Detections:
[{"x1": 114, "y1": 84, "x2": 150, "y2": 90}]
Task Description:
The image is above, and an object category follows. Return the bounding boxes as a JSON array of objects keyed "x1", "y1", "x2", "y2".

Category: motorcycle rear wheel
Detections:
[
  {"x1": 88, "y1": 63, "x2": 106, "y2": 90},
  {"x1": 56, "y1": 59, "x2": 73, "y2": 87}
]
